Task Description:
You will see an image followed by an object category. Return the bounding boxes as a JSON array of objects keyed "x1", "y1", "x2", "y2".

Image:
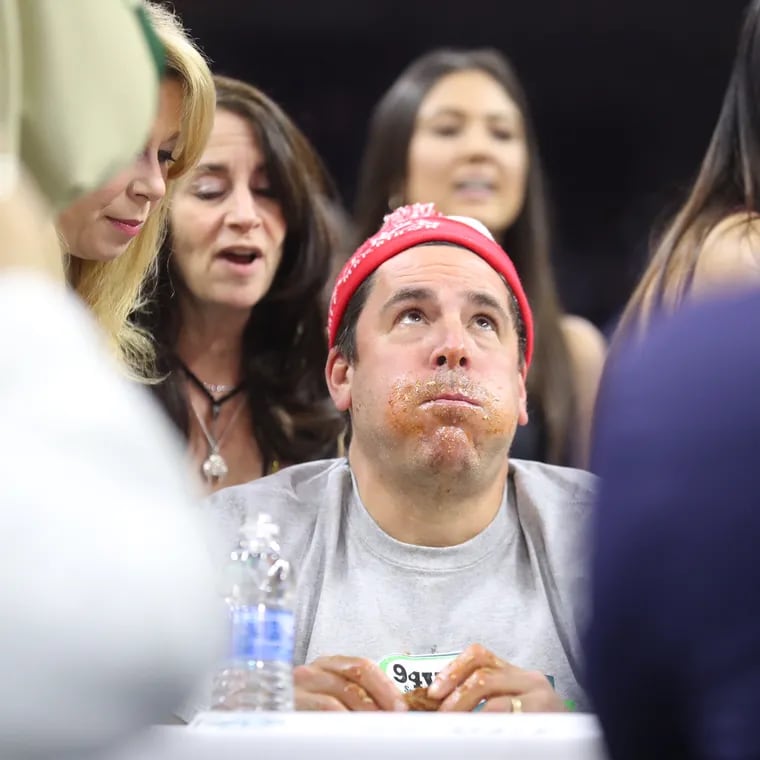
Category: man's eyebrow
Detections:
[
  {"x1": 380, "y1": 287, "x2": 436, "y2": 315},
  {"x1": 466, "y1": 290, "x2": 511, "y2": 323}
]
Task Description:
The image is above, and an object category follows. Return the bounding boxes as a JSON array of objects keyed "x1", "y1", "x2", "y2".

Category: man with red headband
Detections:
[{"x1": 206, "y1": 202, "x2": 595, "y2": 714}]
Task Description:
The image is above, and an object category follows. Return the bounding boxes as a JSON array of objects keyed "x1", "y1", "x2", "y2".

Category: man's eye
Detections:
[
  {"x1": 398, "y1": 309, "x2": 425, "y2": 324},
  {"x1": 474, "y1": 315, "x2": 497, "y2": 330}
]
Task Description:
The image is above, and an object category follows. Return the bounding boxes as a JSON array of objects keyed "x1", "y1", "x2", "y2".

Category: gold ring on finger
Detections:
[{"x1": 510, "y1": 696, "x2": 523, "y2": 713}]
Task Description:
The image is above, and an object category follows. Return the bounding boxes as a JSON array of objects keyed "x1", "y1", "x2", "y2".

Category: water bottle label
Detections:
[{"x1": 231, "y1": 607, "x2": 294, "y2": 663}]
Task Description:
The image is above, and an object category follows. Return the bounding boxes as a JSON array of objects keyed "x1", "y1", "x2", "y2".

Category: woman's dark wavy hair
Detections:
[
  {"x1": 354, "y1": 48, "x2": 574, "y2": 464},
  {"x1": 133, "y1": 75, "x2": 345, "y2": 470},
  {"x1": 617, "y1": 0, "x2": 760, "y2": 340}
]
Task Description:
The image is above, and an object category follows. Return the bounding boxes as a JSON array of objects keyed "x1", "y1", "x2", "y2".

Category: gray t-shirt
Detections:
[{"x1": 204, "y1": 457, "x2": 595, "y2": 710}]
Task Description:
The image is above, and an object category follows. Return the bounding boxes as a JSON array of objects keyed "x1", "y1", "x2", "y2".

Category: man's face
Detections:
[{"x1": 328, "y1": 244, "x2": 528, "y2": 480}]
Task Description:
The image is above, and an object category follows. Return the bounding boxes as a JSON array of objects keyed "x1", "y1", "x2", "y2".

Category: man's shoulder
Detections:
[
  {"x1": 510, "y1": 458, "x2": 597, "y2": 515},
  {"x1": 209, "y1": 458, "x2": 350, "y2": 511},
  {"x1": 201, "y1": 459, "x2": 350, "y2": 558}
]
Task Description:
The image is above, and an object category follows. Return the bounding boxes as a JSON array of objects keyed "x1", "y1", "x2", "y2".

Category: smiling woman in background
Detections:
[
  {"x1": 133, "y1": 76, "x2": 344, "y2": 492},
  {"x1": 57, "y1": 1, "x2": 214, "y2": 376},
  {"x1": 354, "y1": 48, "x2": 606, "y2": 468}
]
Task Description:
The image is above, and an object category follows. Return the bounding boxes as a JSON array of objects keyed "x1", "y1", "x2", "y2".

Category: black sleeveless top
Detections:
[{"x1": 510, "y1": 404, "x2": 550, "y2": 463}]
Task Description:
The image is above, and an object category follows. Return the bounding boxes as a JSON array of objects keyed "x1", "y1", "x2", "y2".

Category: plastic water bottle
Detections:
[{"x1": 211, "y1": 512, "x2": 296, "y2": 711}]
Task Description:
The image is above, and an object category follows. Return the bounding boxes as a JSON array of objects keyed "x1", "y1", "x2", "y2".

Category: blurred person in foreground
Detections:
[
  {"x1": 0, "y1": 1, "x2": 221, "y2": 757},
  {"x1": 205, "y1": 203, "x2": 595, "y2": 713},
  {"x1": 586, "y1": 289, "x2": 760, "y2": 759},
  {"x1": 617, "y1": 0, "x2": 760, "y2": 340}
]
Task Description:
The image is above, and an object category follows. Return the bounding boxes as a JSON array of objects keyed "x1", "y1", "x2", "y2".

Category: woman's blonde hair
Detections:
[{"x1": 68, "y1": 1, "x2": 214, "y2": 377}]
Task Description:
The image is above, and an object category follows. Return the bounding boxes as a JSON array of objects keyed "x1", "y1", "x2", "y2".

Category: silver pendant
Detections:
[{"x1": 202, "y1": 452, "x2": 229, "y2": 481}]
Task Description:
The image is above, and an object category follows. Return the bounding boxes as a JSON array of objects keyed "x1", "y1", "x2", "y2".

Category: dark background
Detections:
[{"x1": 172, "y1": 0, "x2": 747, "y2": 329}]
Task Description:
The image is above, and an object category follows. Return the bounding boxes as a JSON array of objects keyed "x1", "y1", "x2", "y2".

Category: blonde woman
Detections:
[{"x1": 57, "y1": 1, "x2": 215, "y2": 376}]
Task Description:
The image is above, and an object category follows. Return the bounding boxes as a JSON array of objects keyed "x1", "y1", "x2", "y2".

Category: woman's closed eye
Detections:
[
  {"x1": 490, "y1": 126, "x2": 515, "y2": 141},
  {"x1": 429, "y1": 122, "x2": 462, "y2": 138},
  {"x1": 252, "y1": 185, "x2": 277, "y2": 199},
  {"x1": 190, "y1": 177, "x2": 227, "y2": 200}
]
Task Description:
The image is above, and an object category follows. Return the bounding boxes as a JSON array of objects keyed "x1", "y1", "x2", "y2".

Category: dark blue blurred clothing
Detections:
[{"x1": 586, "y1": 290, "x2": 760, "y2": 760}]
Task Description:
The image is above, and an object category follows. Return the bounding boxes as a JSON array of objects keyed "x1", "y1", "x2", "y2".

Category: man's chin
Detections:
[{"x1": 416, "y1": 427, "x2": 479, "y2": 471}]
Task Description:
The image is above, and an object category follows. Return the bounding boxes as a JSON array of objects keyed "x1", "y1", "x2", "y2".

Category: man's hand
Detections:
[
  {"x1": 294, "y1": 655, "x2": 409, "y2": 712},
  {"x1": 427, "y1": 644, "x2": 565, "y2": 712}
]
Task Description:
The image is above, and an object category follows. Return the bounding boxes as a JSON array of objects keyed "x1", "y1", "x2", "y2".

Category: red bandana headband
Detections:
[{"x1": 327, "y1": 202, "x2": 534, "y2": 368}]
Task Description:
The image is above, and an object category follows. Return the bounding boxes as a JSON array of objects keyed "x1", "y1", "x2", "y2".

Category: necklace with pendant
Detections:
[
  {"x1": 190, "y1": 395, "x2": 246, "y2": 484},
  {"x1": 178, "y1": 360, "x2": 244, "y2": 419},
  {"x1": 204, "y1": 381, "x2": 236, "y2": 394},
  {"x1": 177, "y1": 361, "x2": 247, "y2": 483}
]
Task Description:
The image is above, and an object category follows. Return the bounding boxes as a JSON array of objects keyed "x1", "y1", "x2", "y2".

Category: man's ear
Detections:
[
  {"x1": 517, "y1": 365, "x2": 529, "y2": 427},
  {"x1": 325, "y1": 347, "x2": 353, "y2": 412}
]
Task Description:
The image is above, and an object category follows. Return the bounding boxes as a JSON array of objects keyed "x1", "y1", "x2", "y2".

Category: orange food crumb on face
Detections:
[{"x1": 385, "y1": 374, "x2": 507, "y2": 442}]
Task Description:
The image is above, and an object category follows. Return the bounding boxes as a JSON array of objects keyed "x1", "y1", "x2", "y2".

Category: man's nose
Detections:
[{"x1": 430, "y1": 322, "x2": 470, "y2": 369}]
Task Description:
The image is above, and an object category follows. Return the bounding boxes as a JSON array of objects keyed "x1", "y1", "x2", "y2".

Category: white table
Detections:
[{"x1": 103, "y1": 712, "x2": 608, "y2": 760}]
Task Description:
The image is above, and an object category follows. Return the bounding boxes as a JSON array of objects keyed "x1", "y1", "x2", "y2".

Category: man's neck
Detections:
[
  {"x1": 348, "y1": 447, "x2": 509, "y2": 547},
  {"x1": 175, "y1": 296, "x2": 250, "y2": 385}
]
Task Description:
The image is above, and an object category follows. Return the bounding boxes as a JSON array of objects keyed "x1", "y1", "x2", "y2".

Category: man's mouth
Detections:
[{"x1": 422, "y1": 392, "x2": 481, "y2": 408}]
